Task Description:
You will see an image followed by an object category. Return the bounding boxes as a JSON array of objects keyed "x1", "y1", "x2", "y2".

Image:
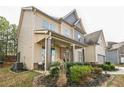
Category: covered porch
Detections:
[{"x1": 33, "y1": 30, "x2": 86, "y2": 71}]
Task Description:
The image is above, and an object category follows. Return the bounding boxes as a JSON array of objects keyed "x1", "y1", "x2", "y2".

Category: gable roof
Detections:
[
  {"x1": 84, "y1": 30, "x2": 103, "y2": 45},
  {"x1": 17, "y1": 6, "x2": 86, "y2": 38},
  {"x1": 62, "y1": 9, "x2": 79, "y2": 25},
  {"x1": 60, "y1": 9, "x2": 86, "y2": 34}
]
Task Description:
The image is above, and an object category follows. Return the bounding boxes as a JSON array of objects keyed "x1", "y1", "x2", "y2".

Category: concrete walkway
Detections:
[{"x1": 103, "y1": 66, "x2": 124, "y2": 75}]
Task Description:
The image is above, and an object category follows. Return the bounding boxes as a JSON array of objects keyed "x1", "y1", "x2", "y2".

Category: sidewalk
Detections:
[{"x1": 103, "y1": 66, "x2": 124, "y2": 75}]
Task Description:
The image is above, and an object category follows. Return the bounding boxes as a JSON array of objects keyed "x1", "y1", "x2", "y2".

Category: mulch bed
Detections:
[
  {"x1": 33, "y1": 74, "x2": 57, "y2": 87},
  {"x1": 33, "y1": 74, "x2": 110, "y2": 87}
]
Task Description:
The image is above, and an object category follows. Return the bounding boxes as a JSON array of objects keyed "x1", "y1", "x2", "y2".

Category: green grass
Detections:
[{"x1": 0, "y1": 67, "x2": 40, "y2": 87}]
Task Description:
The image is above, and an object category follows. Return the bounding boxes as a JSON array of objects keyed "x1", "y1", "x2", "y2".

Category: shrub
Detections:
[
  {"x1": 93, "y1": 67, "x2": 103, "y2": 75},
  {"x1": 66, "y1": 62, "x2": 83, "y2": 69},
  {"x1": 105, "y1": 61, "x2": 111, "y2": 65},
  {"x1": 101, "y1": 64, "x2": 110, "y2": 71},
  {"x1": 110, "y1": 64, "x2": 115, "y2": 70},
  {"x1": 66, "y1": 62, "x2": 83, "y2": 74},
  {"x1": 50, "y1": 62, "x2": 61, "y2": 78},
  {"x1": 69, "y1": 65, "x2": 93, "y2": 84},
  {"x1": 50, "y1": 66, "x2": 60, "y2": 78},
  {"x1": 83, "y1": 62, "x2": 91, "y2": 66},
  {"x1": 101, "y1": 64, "x2": 115, "y2": 71},
  {"x1": 51, "y1": 62, "x2": 61, "y2": 67},
  {"x1": 83, "y1": 62, "x2": 97, "y2": 67}
]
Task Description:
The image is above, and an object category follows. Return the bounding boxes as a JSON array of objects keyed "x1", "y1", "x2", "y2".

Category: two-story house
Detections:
[
  {"x1": 84, "y1": 30, "x2": 106, "y2": 64},
  {"x1": 17, "y1": 6, "x2": 87, "y2": 70},
  {"x1": 106, "y1": 42, "x2": 124, "y2": 64}
]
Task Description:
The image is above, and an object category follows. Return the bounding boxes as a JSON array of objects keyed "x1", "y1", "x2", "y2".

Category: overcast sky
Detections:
[{"x1": 0, "y1": 6, "x2": 124, "y2": 42}]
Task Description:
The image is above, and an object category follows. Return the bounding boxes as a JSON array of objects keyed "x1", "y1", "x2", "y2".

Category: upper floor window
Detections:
[
  {"x1": 42, "y1": 20, "x2": 56, "y2": 31},
  {"x1": 42, "y1": 20, "x2": 49, "y2": 29},
  {"x1": 74, "y1": 30, "x2": 84, "y2": 43},
  {"x1": 78, "y1": 34, "x2": 81, "y2": 40},
  {"x1": 49, "y1": 23, "x2": 56, "y2": 31},
  {"x1": 62, "y1": 28, "x2": 71, "y2": 37}
]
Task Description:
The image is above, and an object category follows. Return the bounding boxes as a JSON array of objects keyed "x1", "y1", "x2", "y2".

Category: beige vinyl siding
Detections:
[
  {"x1": 34, "y1": 12, "x2": 60, "y2": 33},
  {"x1": 18, "y1": 11, "x2": 34, "y2": 70},
  {"x1": 61, "y1": 22, "x2": 73, "y2": 38},
  {"x1": 85, "y1": 45, "x2": 96, "y2": 62}
]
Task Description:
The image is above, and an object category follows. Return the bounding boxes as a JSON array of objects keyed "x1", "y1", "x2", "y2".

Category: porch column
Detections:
[
  {"x1": 72, "y1": 44, "x2": 76, "y2": 62},
  {"x1": 45, "y1": 37, "x2": 52, "y2": 71}
]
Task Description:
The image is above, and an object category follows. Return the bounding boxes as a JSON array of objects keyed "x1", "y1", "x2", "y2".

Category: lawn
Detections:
[
  {"x1": 116, "y1": 64, "x2": 124, "y2": 67},
  {"x1": 1, "y1": 67, "x2": 124, "y2": 87},
  {"x1": 106, "y1": 75, "x2": 124, "y2": 87},
  {"x1": 0, "y1": 67, "x2": 40, "y2": 87}
]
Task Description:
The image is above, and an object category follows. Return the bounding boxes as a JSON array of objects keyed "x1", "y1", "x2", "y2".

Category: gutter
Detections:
[{"x1": 34, "y1": 29, "x2": 87, "y2": 47}]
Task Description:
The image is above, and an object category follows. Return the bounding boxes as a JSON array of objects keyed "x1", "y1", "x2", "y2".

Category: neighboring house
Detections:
[
  {"x1": 106, "y1": 42, "x2": 124, "y2": 64},
  {"x1": 84, "y1": 30, "x2": 106, "y2": 64},
  {"x1": 17, "y1": 6, "x2": 87, "y2": 70}
]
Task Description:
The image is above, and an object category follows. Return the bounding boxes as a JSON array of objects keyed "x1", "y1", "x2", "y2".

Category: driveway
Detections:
[{"x1": 104, "y1": 66, "x2": 124, "y2": 74}]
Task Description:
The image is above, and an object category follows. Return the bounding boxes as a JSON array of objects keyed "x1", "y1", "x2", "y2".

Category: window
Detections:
[
  {"x1": 78, "y1": 34, "x2": 81, "y2": 40},
  {"x1": 40, "y1": 47, "x2": 45, "y2": 64},
  {"x1": 51, "y1": 48, "x2": 56, "y2": 62},
  {"x1": 121, "y1": 57, "x2": 124, "y2": 63},
  {"x1": 49, "y1": 23, "x2": 56, "y2": 31},
  {"x1": 42, "y1": 20, "x2": 49, "y2": 29},
  {"x1": 62, "y1": 28, "x2": 71, "y2": 37},
  {"x1": 42, "y1": 20, "x2": 56, "y2": 31},
  {"x1": 78, "y1": 51, "x2": 82, "y2": 62}
]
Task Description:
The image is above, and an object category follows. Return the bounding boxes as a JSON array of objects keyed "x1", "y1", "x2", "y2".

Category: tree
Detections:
[
  {"x1": 7, "y1": 24, "x2": 17, "y2": 55},
  {"x1": 0, "y1": 16, "x2": 9, "y2": 57},
  {"x1": 0, "y1": 16, "x2": 17, "y2": 58}
]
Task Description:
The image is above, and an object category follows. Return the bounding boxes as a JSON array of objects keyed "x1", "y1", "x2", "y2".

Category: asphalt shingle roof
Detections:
[{"x1": 84, "y1": 30, "x2": 103, "y2": 45}]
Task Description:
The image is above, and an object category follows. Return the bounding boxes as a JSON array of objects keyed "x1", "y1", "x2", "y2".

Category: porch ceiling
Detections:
[
  {"x1": 34, "y1": 29, "x2": 87, "y2": 47},
  {"x1": 34, "y1": 33, "x2": 48, "y2": 43}
]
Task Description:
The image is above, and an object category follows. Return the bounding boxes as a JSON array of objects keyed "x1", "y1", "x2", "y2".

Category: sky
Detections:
[{"x1": 0, "y1": 1, "x2": 124, "y2": 42}]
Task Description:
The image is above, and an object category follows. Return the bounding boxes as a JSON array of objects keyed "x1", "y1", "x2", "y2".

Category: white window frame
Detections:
[
  {"x1": 78, "y1": 34, "x2": 81, "y2": 41},
  {"x1": 62, "y1": 28, "x2": 71, "y2": 37},
  {"x1": 49, "y1": 23, "x2": 56, "y2": 31},
  {"x1": 42, "y1": 20, "x2": 56, "y2": 31},
  {"x1": 51, "y1": 48, "x2": 56, "y2": 62},
  {"x1": 42, "y1": 20, "x2": 49, "y2": 29}
]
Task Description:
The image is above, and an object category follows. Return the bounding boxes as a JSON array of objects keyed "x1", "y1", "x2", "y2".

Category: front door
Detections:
[{"x1": 63, "y1": 49, "x2": 70, "y2": 62}]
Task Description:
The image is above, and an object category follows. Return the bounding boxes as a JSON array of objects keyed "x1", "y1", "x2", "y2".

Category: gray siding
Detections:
[
  {"x1": 74, "y1": 30, "x2": 84, "y2": 44},
  {"x1": 64, "y1": 13, "x2": 77, "y2": 25},
  {"x1": 76, "y1": 21, "x2": 82, "y2": 30},
  {"x1": 106, "y1": 50, "x2": 119, "y2": 64}
]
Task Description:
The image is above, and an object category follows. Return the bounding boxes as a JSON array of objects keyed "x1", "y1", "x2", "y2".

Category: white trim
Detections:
[
  {"x1": 73, "y1": 44, "x2": 76, "y2": 62},
  {"x1": 34, "y1": 31, "x2": 48, "y2": 34},
  {"x1": 44, "y1": 38, "x2": 47, "y2": 71},
  {"x1": 62, "y1": 9, "x2": 78, "y2": 20},
  {"x1": 74, "y1": 19, "x2": 80, "y2": 25}
]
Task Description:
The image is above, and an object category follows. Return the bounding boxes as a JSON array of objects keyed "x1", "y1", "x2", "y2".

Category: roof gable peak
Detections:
[{"x1": 62, "y1": 9, "x2": 79, "y2": 20}]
